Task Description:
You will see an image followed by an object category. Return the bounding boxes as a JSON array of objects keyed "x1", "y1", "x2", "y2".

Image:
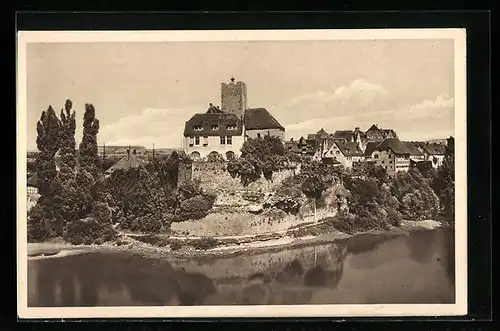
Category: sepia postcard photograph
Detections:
[{"x1": 17, "y1": 28, "x2": 467, "y2": 319}]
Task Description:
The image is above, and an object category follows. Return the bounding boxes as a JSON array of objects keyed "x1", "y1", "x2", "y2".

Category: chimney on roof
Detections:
[
  {"x1": 127, "y1": 149, "x2": 130, "y2": 160},
  {"x1": 230, "y1": 77, "x2": 235, "y2": 83}
]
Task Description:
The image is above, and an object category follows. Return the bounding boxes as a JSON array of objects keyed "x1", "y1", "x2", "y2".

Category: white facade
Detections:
[
  {"x1": 183, "y1": 135, "x2": 245, "y2": 160},
  {"x1": 322, "y1": 143, "x2": 364, "y2": 169},
  {"x1": 426, "y1": 154, "x2": 445, "y2": 168}
]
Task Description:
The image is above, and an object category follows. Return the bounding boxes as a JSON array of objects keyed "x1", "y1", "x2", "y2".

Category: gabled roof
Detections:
[
  {"x1": 335, "y1": 141, "x2": 364, "y2": 157},
  {"x1": 366, "y1": 124, "x2": 381, "y2": 132},
  {"x1": 105, "y1": 153, "x2": 147, "y2": 174},
  {"x1": 364, "y1": 141, "x2": 380, "y2": 157},
  {"x1": 403, "y1": 141, "x2": 424, "y2": 156},
  {"x1": 333, "y1": 130, "x2": 355, "y2": 141},
  {"x1": 244, "y1": 108, "x2": 285, "y2": 131},
  {"x1": 374, "y1": 138, "x2": 411, "y2": 155},
  {"x1": 184, "y1": 112, "x2": 243, "y2": 136},
  {"x1": 421, "y1": 143, "x2": 447, "y2": 155},
  {"x1": 316, "y1": 128, "x2": 329, "y2": 138}
]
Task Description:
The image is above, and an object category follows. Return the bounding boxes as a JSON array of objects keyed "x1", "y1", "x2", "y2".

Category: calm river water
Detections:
[{"x1": 27, "y1": 228, "x2": 455, "y2": 306}]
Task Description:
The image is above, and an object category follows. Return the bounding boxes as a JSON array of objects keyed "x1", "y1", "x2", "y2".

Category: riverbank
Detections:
[{"x1": 27, "y1": 218, "x2": 450, "y2": 261}]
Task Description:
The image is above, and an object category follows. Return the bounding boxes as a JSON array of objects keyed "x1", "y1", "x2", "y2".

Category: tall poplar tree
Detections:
[
  {"x1": 58, "y1": 99, "x2": 77, "y2": 182},
  {"x1": 78, "y1": 103, "x2": 100, "y2": 180},
  {"x1": 28, "y1": 106, "x2": 62, "y2": 241}
]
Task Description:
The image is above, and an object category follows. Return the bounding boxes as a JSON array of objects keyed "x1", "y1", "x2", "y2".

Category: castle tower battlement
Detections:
[{"x1": 221, "y1": 77, "x2": 247, "y2": 117}]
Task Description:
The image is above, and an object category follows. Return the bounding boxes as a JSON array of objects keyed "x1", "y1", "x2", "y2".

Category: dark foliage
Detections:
[
  {"x1": 58, "y1": 99, "x2": 77, "y2": 183},
  {"x1": 390, "y1": 167, "x2": 439, "y2": 220},
  {"x1": 28, "y1": 106, "x2": 63, "y2": 241},
  {"x1": 431, "y1": 137, "x2": 455, "y2": 221},
  {"x1": 62, "y1": 217, "x2": 117, "y2": 245},
  {"x1": 176, "y1": 194, "x2": 216, "y2": 221},
  {"x1": 79, "y1": 104, "x2": 100, "y2": 180},
  {"x1": 227, "y1": 135, "x2": 287, "y2": 185}
]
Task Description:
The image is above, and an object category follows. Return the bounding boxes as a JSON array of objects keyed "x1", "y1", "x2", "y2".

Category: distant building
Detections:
[
  {"x1": 98, "y1": 145, "x2": 147, "y2": 157},
  {"x1": 105, "y1": 149, "x2": 147, "y2": 176},
  {"x1": 403, "y1": 141, "x2": 426, "y2": 162},
  {"x1": 413, "y1": 142, "x2": 447, "y2": 168},
  {"x1": 365, "y1": 124, "x2": 398, "y2": 142},
  {"x1": 368, "y1": 138, "x2": 413, "y2": 176},
  {"x1": 321, "y1": 141, "x2": 365, "y2": 169},
  {"x1": 183, "y1": 78, "x2": 285, "y2": 161},
  {"x1": 183, "y1": 104, "x2": 244, "y2": 161}
]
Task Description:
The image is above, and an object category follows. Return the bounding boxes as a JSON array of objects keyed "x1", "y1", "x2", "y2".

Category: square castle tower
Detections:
[{"x1": 221, "y1": 77, "x2": 247, "y2": 117}]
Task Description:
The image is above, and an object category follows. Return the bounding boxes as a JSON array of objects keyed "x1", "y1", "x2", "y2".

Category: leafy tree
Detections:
[
  {"x1": 301, "y1": 175, "x2": 326, "y2": 220},
  {"x1": 229, "y1": 135, "x2": 286, "y2": 184},
  {"x1": 390, "y1": 167, "x2": 439, "y2": 220},
  {"x1": 227, "y1": 154, "x2": 262, "y2": 187}
]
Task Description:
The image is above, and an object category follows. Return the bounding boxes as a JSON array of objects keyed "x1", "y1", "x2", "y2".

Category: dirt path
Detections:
[{"x1": 121, "y1": 217, "x2": 334, "y2": 241}]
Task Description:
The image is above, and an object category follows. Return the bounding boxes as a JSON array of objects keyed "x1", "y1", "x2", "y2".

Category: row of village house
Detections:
[{"x1": 285, "y1": 125, "x2": 450, "y2": 176}]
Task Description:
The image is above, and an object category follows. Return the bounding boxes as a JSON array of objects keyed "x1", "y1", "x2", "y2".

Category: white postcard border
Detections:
[{"x1": 16, "y1": 28, "x2": 467, "y2": 319}]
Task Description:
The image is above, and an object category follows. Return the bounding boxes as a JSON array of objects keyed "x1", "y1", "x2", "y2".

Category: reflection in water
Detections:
[
  {"x1": 28, "y1": 228, "x2": 455, "y2": 306},
  {"x1": 406, "y1": 229, "x2": 437, "y2": 264}
]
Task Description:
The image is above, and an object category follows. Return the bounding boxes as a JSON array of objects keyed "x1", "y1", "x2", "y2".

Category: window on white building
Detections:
[
  {"x1": 195, "y1": 137, "x2": 200, "y2": 145},
  {"x1": 203, "y1": 136, "x2": 208, "y2": 147},
  {"x1": 189, "y1": 137, "x2": 194, "y2": 147},
  {"x1": 374, "y1": 154, "x2": 379, "y2": 159},
  {"x1": 220, "y1": 136, "x2": 226, "y2": 145},
  {"x1": 227, "y1": 136, "x2": 232, "y2": 145}
]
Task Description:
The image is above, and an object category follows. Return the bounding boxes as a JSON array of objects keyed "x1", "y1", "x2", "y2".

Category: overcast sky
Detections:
[{"x1": 26, "y1": 39, "x2": 454, "y2": 150}]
